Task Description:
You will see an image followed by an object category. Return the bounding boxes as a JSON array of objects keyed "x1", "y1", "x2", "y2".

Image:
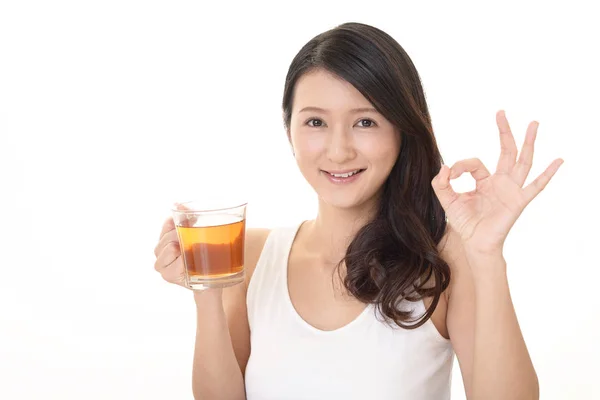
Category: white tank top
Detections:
[{"x1": 245, "y1": 223, "x2": 454, "y2": 400}]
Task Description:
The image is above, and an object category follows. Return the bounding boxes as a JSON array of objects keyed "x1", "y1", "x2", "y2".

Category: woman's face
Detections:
[{"x1": 289, "y1": 69, "x2": 401, "y2": 210}]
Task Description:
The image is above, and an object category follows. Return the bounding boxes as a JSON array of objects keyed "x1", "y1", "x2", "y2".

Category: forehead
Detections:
[{"x1": 292, "y1": 69, "x2": 374, "y2": 112}]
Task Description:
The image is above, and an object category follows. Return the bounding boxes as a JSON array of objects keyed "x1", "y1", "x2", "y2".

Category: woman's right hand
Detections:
[
  {"x1": 154, "y1": 216, "x2": 187, "y2": 288},
  {"x1": 154, "y1": 215, "x2": 245, "y2": 400}
]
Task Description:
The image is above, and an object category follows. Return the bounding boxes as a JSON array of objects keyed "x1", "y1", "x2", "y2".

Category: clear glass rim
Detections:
[{"x1": 170, "y1": 200, "x2": 248, "y2": 214}]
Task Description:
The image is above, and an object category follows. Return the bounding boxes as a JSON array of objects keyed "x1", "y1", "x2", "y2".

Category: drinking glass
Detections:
[{"x1": 171, "y1": 201, "x2": 247, "y2": 290}]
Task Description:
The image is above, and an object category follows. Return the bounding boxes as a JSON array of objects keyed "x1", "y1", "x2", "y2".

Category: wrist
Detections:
[
  {"x1": 464, "y1": 250, "x2": 508, "y2": 281},
  {"x1": 193, "y1": 288, "x2": 224, "y2": 307},
  {"x1": 463, "y1": 241, "x2": 504, "y2": 261}
]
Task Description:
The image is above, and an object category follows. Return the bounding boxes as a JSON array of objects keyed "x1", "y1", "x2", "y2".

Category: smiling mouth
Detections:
[{"x1": 322, "y1": 169, "x2": 366, "y2": 178}]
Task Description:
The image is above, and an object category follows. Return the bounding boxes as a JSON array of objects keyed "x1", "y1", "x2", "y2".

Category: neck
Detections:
[{"x1": 304, "y1": 196, "x2": 379, "y2": 264}]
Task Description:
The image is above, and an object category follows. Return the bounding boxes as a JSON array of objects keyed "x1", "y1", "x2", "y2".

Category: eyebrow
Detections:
[{"x1": 298, "y1": 106, "x2": 379, "y2": 114}]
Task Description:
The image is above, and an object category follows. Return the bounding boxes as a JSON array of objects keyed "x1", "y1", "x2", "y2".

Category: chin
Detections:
[
  {"x1": 305, "y1": 170, "x2": 383, "y2": 211},
  {"x1": 317, "y1": 190, "x2": 375, "y2": 211}
]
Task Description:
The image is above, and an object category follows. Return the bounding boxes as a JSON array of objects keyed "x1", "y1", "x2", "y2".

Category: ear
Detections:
[
  {"x1": 288, "y1": 136, "x2": 295, "y2": 157},
  {"x1": 283, "y1": 114, "x2": 295, "y2": 156},
  {"x1": 288, "y1": 135, "x2": 297, "y2": 158},
  {"x1": 284, "y1": 114, "x2": 291, "y2": 137}
]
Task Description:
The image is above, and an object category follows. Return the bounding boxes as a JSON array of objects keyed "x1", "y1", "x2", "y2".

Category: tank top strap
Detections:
[{"x1": 246, "y1": 223, "x2": 302, "y2": 329}]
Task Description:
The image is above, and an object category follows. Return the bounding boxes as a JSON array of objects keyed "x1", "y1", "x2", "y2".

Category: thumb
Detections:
[
  {"x1": 431, "y1": 165, "x2": 458, "y2": 210},
  {"x1": 172, "y1": 202, "x2": 198, "y2": 228}
]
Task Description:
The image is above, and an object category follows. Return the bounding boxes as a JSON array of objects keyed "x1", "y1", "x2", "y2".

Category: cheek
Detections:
[
  {"x1": 292, "y1": 132, "x2": 325, "y2": 159},
  {"x1": 356, "y1": 134, "x2": 400, "y2": 166}
]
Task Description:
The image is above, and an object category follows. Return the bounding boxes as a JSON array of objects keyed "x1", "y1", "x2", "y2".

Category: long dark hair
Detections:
[{"x1": 282, "y1": 22, "x2": 450, "y2": 329}]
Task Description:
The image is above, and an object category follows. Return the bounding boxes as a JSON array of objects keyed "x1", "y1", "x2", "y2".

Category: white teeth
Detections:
[{"x1": 330, "y1": 170, "x2": 361, "y2": 178}]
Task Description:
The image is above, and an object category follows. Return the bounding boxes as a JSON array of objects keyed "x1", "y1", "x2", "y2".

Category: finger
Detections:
[
  {"x1": 172, "y1": 202, "x2": 198, "y2": 228},
  {"x1": 159, "y1": 216, "x2": 176, "y2": 240},
  {"x1": 512, "y1": 120, "x2": 538, "y2": 186},
  {"x1": 450, "y1": 158, "x2": 491, "y2": 182},
  {"x1": 154, "y1": 241, "x2": 181, "y2": 272},
  {"x1": 496, "y1": 110, "x2": 518, "y2": 174},
  {"x1": 523, "y1": 158, "x2": 564, "y2": 204},
  {"x1": 431, "y1": 164, "x2": 459, "y2": 210},
  {"x1": 154, "y1": 229, "x2": 180, "y2": 257},
  {"x1": 161, "y1": 257, "x2": 187, "y2": 286}
]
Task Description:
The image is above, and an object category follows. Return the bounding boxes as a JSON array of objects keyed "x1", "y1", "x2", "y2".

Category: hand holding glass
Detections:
[{"x1": 171, "y1": 201, "x2": 247, "y2": 290}]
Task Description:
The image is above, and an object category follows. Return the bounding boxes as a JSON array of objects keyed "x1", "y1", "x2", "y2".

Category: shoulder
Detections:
[
  {"x1": 436, "y1": 225, "x2": 472, "y2": 301},
  {"x1": 243, "y1": 227, "x2": 272, "y2": 288},
  {"x1": 221, "y1": 227, "x2": 271, "y2": 321},
  {"x1": 222, "y1": 228, "x2": 270, "y2": 303},
  {"x1": 421, "y1": 226, "x2": 469, "y2": 339},
  {"x1": 420, "y1": 225, "x2": 465, "y2": 306}
]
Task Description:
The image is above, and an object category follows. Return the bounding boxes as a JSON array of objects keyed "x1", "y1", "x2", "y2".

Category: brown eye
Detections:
[
  {"x1": 357, "y1": 119, "x2": 376, "y2": 128},
  {"x1": 307, "y1": 118, "x2": 324, "y2": 127}
]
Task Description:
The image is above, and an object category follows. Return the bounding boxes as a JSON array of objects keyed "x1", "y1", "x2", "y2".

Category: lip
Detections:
[
  {"x1": 321, "y1": 168, "x2": 366, "y2": 174},
  {"x1": 321, "y1": 168, "x2": 366, "y2": 184}
]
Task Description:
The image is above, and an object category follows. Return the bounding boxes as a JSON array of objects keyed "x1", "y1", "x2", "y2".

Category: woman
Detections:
[{"x1": 154, "y1": 22, "x2": 562, "y2": 399}]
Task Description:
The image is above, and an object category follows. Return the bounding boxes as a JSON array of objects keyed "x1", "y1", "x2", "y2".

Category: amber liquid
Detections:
[{"x1": 176, "y1": 219, "x2": 245, "y2": 279}]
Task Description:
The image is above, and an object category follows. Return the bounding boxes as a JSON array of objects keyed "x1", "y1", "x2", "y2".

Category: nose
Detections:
[{"x1": 326, "y1": 125, "x2": 357, "y2": 164}]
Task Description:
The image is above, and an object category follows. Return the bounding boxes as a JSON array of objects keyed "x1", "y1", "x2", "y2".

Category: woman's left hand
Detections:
[{"x1": 432, "y1": 110, "x2": 563, "y2": 256}]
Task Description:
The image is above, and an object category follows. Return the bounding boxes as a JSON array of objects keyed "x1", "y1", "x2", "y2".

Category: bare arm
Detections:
[
  {"x1": 431, "y1": 111, "x2": 561, "y2": 399},
  {"x1": 467, "y1": 252, "x2": 539, "y2": 399},
  {"x1": 191, "y1": 228, "x2": 270, "y2": 400},
  {"x1": 192, "y1": 289, "x2": 246, "y2": 400},
  {"x1": 444, "y1": 229, "x2": 538, "y2": 399}
]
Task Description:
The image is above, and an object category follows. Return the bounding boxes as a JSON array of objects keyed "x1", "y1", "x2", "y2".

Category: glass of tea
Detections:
[{"x1": 171, "y1": 201, "x2": 247, "y2": 290}]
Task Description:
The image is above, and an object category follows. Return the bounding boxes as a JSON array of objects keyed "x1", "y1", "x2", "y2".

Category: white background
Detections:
[{"x1": 1, "y1": 1, "x2": 598, "y2": 399}]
